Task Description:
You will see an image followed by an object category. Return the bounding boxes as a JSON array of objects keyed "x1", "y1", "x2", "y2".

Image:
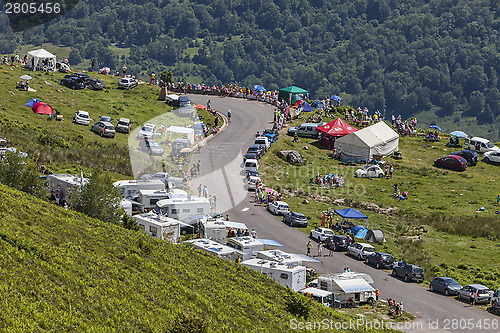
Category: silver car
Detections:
[
  {"x1": 116, "y1": 118, "x2": 131, "y2": 134},
  {"x1": 457, "y1": 284, "x2": 491, "y2": 304},
  {"x1": 118, "y1": 77, "x2": 138, "y2": 89},
  {"x1": 91, "y1": 121, "x2": 116, "y2": 138}
]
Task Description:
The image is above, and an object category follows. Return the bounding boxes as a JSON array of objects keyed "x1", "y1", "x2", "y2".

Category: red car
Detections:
[{"x1": 434, "y1": 155, "x2": 468, "y2": 171}]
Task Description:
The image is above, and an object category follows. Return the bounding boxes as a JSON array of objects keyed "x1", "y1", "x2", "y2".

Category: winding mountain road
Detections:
[{"x1": 187, "y1": 94, "x2": 498, "y2": 333}]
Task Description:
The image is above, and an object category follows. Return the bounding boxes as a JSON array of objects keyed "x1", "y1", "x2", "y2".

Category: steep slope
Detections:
[{"x1": 0, "y1": 184, "x2": 393, "y2": 332}]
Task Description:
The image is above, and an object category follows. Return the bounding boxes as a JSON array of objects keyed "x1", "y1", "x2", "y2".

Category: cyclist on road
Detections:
[{"x1": 227, "y1": 110, "x2": 231, "y2": 122}]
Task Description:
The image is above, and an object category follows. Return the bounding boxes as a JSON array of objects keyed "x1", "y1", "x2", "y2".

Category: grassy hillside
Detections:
[
  {"x1": 0, "y1": 183, "x2": 398, "y2": 332},
  {"x1": 259, "y1": 115, "x2": 500, "y2": 290}
]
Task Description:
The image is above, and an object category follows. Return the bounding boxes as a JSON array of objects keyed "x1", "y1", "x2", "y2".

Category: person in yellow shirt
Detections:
[{"x1": 150, "y1": 72, "x2": 155, "y2": 85}]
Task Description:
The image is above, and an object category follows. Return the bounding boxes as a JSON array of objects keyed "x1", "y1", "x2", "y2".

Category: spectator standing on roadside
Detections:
[
  {"x1": 307, "y1": 240, "x2": 312, "y2": 256},
  {"x1": 318, "y1": 242, "x2": 323, "y2": 257},
  {"x1": 122, "y1": 65, "x2": 127, "y2": 76}
]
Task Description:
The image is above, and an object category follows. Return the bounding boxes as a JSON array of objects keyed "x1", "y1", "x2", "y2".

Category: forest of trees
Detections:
[{"x1": 0, "y1": 0, "x2": 499, "y2": 125}]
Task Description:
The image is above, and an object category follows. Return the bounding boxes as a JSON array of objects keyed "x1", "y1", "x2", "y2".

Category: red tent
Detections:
[
  {"x1": 316, "y1": 118, "x2": 358, "y2": 148},
  {"x1": 32, "y1": 102, "x2": 54, "y2": 115}
]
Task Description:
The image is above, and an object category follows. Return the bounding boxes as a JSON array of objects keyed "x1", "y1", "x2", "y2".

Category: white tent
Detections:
[
  {"x1": 165, "y1": 126, "x2": 195, "y2": 145},
  {"x1": 334, "y1": 121, "x2": 399, "y2": 161},
  {"x1": 26, "y1": 49, "x2": 56, "y2": 71}
]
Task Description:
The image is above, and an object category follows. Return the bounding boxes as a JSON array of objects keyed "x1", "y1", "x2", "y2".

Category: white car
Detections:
[
  {"x1": 309, "y1": 227, "x2": 335, "y2": 242},
  {"x1": 118, "y1": 77, "x2": 139, "y2": 89},
  {"x1": 483, "y1": 151, "x2": 500, "y2": 163},
  {"x1": 347, "y1": 242, "x2": 375, "y2": 260},
  {"x1": 136, "y1": 123, "x2": 158, "y2": 139},
  {"x1": 268, "y1": 201, "x2": 290, "y2": 215},
  {"x1": 355, "y1": 165, "x2": 385, "y2": 178},
  {"x1": 73, "y1": 110, "x2": 91, "y2": 125},
  {"x1": 245, "y1": 176, "x2": 260, "y2": 191},
  {"x1": 244, "y1": 159, "x2": 259, "y2": 173},
  {"x1": 254, "y1": 136, "x2": 270, "y2": 151}
]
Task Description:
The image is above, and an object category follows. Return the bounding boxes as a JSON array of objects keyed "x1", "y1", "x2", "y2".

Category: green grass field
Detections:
[{"x1": 259, "y1": 115, "x2": 500, "y2": 290}]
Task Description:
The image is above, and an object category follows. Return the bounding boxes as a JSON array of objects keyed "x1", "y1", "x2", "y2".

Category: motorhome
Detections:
[
  {"x1": 317, "y1": 272, "x2": 376, "y2": 306},
  {"x1": 241, "y1": 259, "x2": 307, "y2": 291},
  {"x1": 199, "y1": 218, "x2": 249, "y2": 244},
  {"x1": 154, "y1": 197, "x2": 210, "y2": 221},
  {"x1": 255, "y1": 250, "x2": 302, "y2": 265},
  {"x1": 184, "y1": 238, "x2": 242, "y2": 262},
  {"x1": 113, "y1": 179, "x2": 165, "y2": 200},
  {"x1": 138, "y1": 189, "x2": 188, "y2": 210},
  {"x1": 133, "y1": 212, "x2": 180, "y2": 243},
  {"x1": 46, "y1": 174, "x2": 89, "y2": 204},
  {"x1": 226, "y1": 237, "x2": 264, "y2": 261},
  {"x1": 299, "y1": 287, "x2": 333, "y2": 307}
]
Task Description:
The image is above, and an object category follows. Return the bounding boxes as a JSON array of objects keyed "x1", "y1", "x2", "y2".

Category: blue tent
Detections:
[
  {"x1": 331, "y1": 95, "x2": 341, "y2": 102},
  {"x1": 25, "y1": 98, "x2": 41, "y2": 107},
  {"x1": 253, "y1": 85, "x2": 266, "y2": 92},
  {"x1": 335, "y1": 208, "x2": 368, "y2": 227},
  {"x1": 354, "y1": 227, "x2": 368, "y2": 239},
  {"x1": 311, "y1": 100, "x2": 324, "y2": 108},
  {"x1": 302, "y1": 102, "x2": 314, "y2": 112}
]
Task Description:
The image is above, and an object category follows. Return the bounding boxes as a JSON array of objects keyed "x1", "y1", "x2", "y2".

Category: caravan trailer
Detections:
[
  {"x1": 138, "y1": 189, "x2": 188, "y2": 210},
  {"x1": 299, "y1": 287, "x2": 334, "y2": 307},
  {"x1": 317, "y1": 272, "x2": 376, "y2": 306},
  {"x1": 200, "y1": 219, "x2": 227, "y2": 244},
  {"x1": 226, "y1": 237, "x2": 264, "y2": 261},
  {"x1": 184, "y1": 238, "x2": 242, "y2": 262},
  {"x1": 241, "y1": 259, "x2": 307, "y2": 291},
  {"x1": 255, "y1": 250, "x2": 302, "y2": 265},
  {"x1": 113, "y1": 179, "x2": 165, "y2": 200},
  {"x1": 46, "y1": 174, "x2": 89, "y2": 204},
  {"x1": 133, "y1": 212, "x2": 180, "y2": 243},
  {"x1": 154, "y1": 197, "x2": 210, "y2": 221}
]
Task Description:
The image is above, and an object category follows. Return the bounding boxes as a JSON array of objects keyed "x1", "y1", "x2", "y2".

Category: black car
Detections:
[
  {"x1": 86, "y1": 78, "x2": 105, "y2": 90},
  {"x1": 392, "y1": 264, "x2": 425, "y2": 282},
  {"x1": 60, "y1": 77, "x2": 85, "y2": 90},
  {"x1": 244, "y1": 152, "x2": 258, "y2": 161},
  {"x1": 365, "y1": 252, "x2": 394, "y2": 269},
  {"x1": 64, "y1": 73, "x2": 91, "y2": 82},
  {"x1": 450, "y1": 150, "x2": 478, "y2": 166},
  {"x1": 324, "y1": 235, "x2": 350, "y2": 251},
  {"x1": 282, "y1": 212, "x2": 308, "y2": 227},
  {"x1": 247, "y1": 145, "x2": 264, "y2": 159}
]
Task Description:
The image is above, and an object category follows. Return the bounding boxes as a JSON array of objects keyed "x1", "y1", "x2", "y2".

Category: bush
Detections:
[
  {"x1": 284, "y1": 292, "x2": 311, "y2": 319},
  {"x1": 168, "y1": 315, "x2": 208, "y2": 333}
]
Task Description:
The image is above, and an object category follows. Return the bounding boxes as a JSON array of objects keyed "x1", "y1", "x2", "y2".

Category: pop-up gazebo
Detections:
[
  {"x1": 334, "y1": 208, "x2": 368, "y2": 228},
  {"x1": 26, "y1": 49, "x2": 56, "y2": 71},
  {"x1": 278, "y1": 86, "x2": 309, "y2": 105}
]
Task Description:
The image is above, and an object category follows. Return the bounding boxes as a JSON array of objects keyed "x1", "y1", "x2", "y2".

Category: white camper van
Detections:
[
  {"x1": 138, "y1": 189, "x2": 188, "y2": 210},
  {"x1": 46, "y1": 174, "x2": 89, "y2": 204},
  {"x1": 133, "y1": 212, "x2": 180, "y2": 243},
  {"x1": 226, "y1": 236, "x2": 264, "y2": 261},
  {"x1": 154, "y1": 197, "x2": 210, "y2": 221},
  {"x1": 184, "y1": 238, "x2": 242, "y2": 262},
  {"x1": 113, "y1": 179, "x2": 165, "y2": 200},
  {"x1": 241, "y1": 259, "x2": 307, "y2": 291}
]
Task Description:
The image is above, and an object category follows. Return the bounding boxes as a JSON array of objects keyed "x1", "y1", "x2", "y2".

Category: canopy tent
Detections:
[
  {"x1": 317, "y1": 118, "x2": 358, "y2": 138},
  {"x1": 253, "y1": 84, "x2": 266, "y2": 92},
  {"x1": 26, "y1": 49, "x2": 56, "y2": 71},
  {"x1": 25, "y1": 98, "x2": 41, "y2": 107},
  {"x1": 364, "y1": 229, "x2": 386, "y2": 243},
  {"x1": 165, "y1": 126, "x2": 195, "y2": 145},
  {"x1": 335, "y1": 208, "x2": 368, "y2": 228},
  {"x1": 32, "y1": 102, "x2": 53, "y2": 115},
  {"x1": 278, "y1": 86, "x2": 309, "y2": 105},
  {"x1": 334, "y1": 121, "x2": 399, "y2": 161}
]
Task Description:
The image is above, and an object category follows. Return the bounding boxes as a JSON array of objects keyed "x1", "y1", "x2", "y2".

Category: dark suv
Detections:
[
  {"x1": 324, "y1": 235, "x2": 350, "y2": 251},
  {"x1": 450, "y1": 150, "x2": 478, "y2": 166},
  {"x1": 392, "y1": 264, "x2": 424, "y2": 282},
  {"x1": 365, "y1": 252, "x2": 394, "y2": 269},
  {"x1": 60, "y1": 77, "x2": 85, "y2": 90}
]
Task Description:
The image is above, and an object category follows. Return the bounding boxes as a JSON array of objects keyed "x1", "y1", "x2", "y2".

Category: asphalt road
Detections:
[{"x1": 187, "y1": 94, "x2": 499, "y2": 333}]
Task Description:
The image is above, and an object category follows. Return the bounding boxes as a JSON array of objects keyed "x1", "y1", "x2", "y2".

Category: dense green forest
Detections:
[{"x1": 1, "y1": 0, "x2": 499, "y2": 129}]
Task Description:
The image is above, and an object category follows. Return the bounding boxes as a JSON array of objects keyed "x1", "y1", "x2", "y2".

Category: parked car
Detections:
[
  {"x1": 86, "y1": 78, "x2": 105, "y2": 90},
  {"x1": 483, "y1": 150, "x2": 500, "y2": 163},
  {"x1": 287, "y1": 122, "x2": 326, "y2": 138},
  {"x1": 244, "y1": 159, "x2": 259, "y2": 173},
  {"x1": 73, "y1": 110, "x2": 91, "y2": 126},
  {"x1": 324, "y1": 235, "x2": 350, "y2": 251},
  {"x1": 247, "y1": 145, "x2": 264, "y2": 159},
  {"x1": 465, "y1": 137, "x2": 500, "y2": 154},
  {"x1": 355, "y1": 165, "x2": 385, "y2": 178},
  {"x1": 457, "y1": 284, "x2": 491, "y2": 304},
  {"x1": 310, "y1": 227, "x2": 335, "y2": 242},
  {"x1": 118, "y1": 77, "x2": 139, "y2": 89},
  {"x1": 60, "y1": 77, "x2": 85, "y2": 90},
  {"x1": 245, "y1": 176, "x2": 260, "y2": 191},
  {"x1": 433, "y1": 155, "x2": 468, "y2": 171},
  {"x1": 91, "y1": 121, "x2": 116, "y2": 138},
  {"x1": 282, "y1": 212, "x2": 308, "y2": 227},
  {"x1": 65, "y1": 72, "x2": 91, "y2": 82},
  {"x1": 254, "y1": 136, "x2": 271, "y2": 151},
  {"x1": 391, "y1": 264, "x2": 424, "y2": 282},
  {"x1": 139, "y1": 139, "x2": 164, "y2": 156},
  {"x1": 244, "y1": 152, "x2": 258, "y2": 162},
  {"x1": 99, "y1": 116, "x2": 112, "y2": 123},
  {"x1": 450, "y1": 150, "x2": 478, "y2": 166},
  {"x1": 429, "y1": 277, "x2": 462, "y2": 296},
  {"x1": 116, "y1": 118, "x2": 131, "y2": 134},
  {"x1": 268, "y1": 201, "x2": 290, "y2": 215},
  {"x1": 136, "y1": 123, "x2": 158, "y2": 139},
  {"x1": 346, "y1": 242, "x2": 375, "y2": 260},
  {"x1": 365, "y1": 252, "x2": 394, "y2": 269},
  {"x1": 263, "y1": 129, "x2": 279, "y2": 143}
]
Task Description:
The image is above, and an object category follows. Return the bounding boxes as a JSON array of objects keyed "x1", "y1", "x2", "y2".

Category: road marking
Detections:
[{"x1": 242, "y1": 207, "x2": 249, "y2": 212}]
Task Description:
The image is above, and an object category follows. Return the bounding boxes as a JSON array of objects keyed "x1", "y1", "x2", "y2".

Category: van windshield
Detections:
[{"x1": 486, "y1": 142, "x2": 494, "y2": 148}]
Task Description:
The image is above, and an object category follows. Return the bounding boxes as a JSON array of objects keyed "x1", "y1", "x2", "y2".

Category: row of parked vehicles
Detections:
[
  {"x1": 73, "y1": 111, "x2": 131, "y2": 139},
  {"x1": 434, "y1": 137, "x2": 500, "y2": 171},
  {"x1": 60, "y1": 72, "x2": 105, "y2": 90}
]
